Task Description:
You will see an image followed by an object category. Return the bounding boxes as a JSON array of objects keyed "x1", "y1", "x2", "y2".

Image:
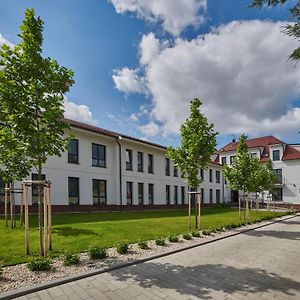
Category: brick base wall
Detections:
[{"x1": 0, "y1": 203, "x2": 221, "y2": 214}]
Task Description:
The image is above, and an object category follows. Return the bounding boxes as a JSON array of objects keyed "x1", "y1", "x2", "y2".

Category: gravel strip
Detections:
[{"x1": 0, "y1": 214, "x2": 293, "y2": 294}]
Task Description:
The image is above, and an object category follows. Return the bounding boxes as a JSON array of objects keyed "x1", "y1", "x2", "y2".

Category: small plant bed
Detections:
[
  {"x1": 0, "y1": 213, "x2": 293, "y2": 295},
  {"x1": 138, "y1": 241, "x2": 149, "y2": 250},
  {"x1": 182, "y1": 233, "x2": 192, "y2": 240},
  {"x1": 168, "y1": 235, "x2": 179, "y2": 243}
]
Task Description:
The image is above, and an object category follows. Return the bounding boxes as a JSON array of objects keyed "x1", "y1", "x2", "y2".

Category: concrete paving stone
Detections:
[
  {"x1": 85, "y1": 287, "x2": 109, "y2": 299},
  {"x1": 66, "y1": 293, "x2": 82, "y2": 300},
  {"x1": 47, "y1": 287, "x2": 65, "y2": 298}
]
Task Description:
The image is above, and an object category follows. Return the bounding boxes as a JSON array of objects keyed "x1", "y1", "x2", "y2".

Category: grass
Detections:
[{"x1": 0, "y1": 207, "x2": 288, "y2": 266}]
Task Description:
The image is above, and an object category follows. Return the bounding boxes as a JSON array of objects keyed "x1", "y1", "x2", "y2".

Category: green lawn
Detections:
[{"x1": 0, "y1": 208, "x2": 287, "y2": 266}]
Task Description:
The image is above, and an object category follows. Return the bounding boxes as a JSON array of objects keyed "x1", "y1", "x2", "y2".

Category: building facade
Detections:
[
  {"x1": 0, "y1": 119, "x2": 225, "y2": 212},
  {"x1": 216, "y1": 136, "x2": 300, "y2": 204}
]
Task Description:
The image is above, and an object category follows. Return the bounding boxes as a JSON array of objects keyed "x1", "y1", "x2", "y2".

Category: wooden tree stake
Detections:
[
  {"x1": 24, "y1": 184, "x2": 29, "y2": 255},
  {"x1": 4, "y1": 183, "x2": 8, "y2": 227}
]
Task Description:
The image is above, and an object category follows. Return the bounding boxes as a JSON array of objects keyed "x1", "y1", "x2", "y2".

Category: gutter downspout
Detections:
[{"x1": 116, "y1": 136, "x2": 122, "y2": 207}]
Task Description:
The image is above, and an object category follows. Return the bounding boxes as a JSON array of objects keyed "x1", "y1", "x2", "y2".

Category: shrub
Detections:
[
  {"x1": 88, "y1": 246, "x2": 107, "y2": 260},
  {"x1": 27, "y1": 257, "x2": 52, "y2": 272},
  {"x1": 191, "y1": 231, "x2": 201, "y2": 237},
  {"x1": 0, "y1": 265, "x2": 3, "y2": 277},
  {"x1": 62, "y1": 252, "x2": 80, "y2": 266},
  {"x1": 138, "y1": 241, "x2": 149, "y2": 250},
  {"x1": 155, "y1": 238, "x2": 165, "y2": 246},
  {"x1": 168, "y1": 235, "x2": 179, "y2": 243},
  {"x1": 117, "y1": 242, "x2": 129, "y2": 254},
  {"x1": 202, "y1": 230, "x2": 212, "y2": 236},
  {"x1": 182, "y1": 233, "x2": 192, "y2": 240}
]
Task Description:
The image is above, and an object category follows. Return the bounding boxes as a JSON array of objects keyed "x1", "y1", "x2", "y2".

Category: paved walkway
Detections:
[{"x1": 16, "y1": 216, "x2": 300, "y2": 300}]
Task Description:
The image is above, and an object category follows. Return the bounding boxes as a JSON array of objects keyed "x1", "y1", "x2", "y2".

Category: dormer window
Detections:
[{"x1": 272, "y1": 150, "x2": 280, "y2": 161}]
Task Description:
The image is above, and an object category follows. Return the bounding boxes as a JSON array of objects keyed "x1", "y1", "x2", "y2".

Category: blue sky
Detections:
[{"x1": 0, "y1": 0, "x2": 299, "y2": 148}]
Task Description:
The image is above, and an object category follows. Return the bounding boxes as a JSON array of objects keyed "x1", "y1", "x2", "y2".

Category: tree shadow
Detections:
[
  {"x1": 110, "y1": 262, "x2": 300, "y2": 299},
  {"x1": 52, "y1": 226, "x2": 98, "y2": 237},
  {"x1": 280, "y1": 220, "x2": 300, "y2": 225},
  {"x1": 243, "y1": 229, "x2": 300, "y2": 241}
]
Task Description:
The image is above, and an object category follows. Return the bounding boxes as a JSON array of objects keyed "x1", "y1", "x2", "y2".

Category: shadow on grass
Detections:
[
  {"x1": 52, "y1": 226, "x2": 98, "y2": 237},
  {"x1": 2, "y1": 207, "x2": 241, "y2": 226},
  {"x1": 110, "y1": 262, "x2": 300, "y2": 299}
]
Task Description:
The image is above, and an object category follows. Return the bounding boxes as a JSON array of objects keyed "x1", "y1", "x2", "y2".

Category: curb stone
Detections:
[{"x1": 0, "y1": 213, "x2": 298, "y2": 300}]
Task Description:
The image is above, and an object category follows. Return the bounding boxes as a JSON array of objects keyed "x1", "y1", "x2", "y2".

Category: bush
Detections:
[
  {"x1": 168, "y1": 235, "x2": 179, "y2": 243},
  {"x1": 202, "y1": 230, "x2": 212, "y2": 236},
  {"x1": 155, "y1": 238, "x2": 165, "y2": 246},
  {"x1": 0, "y1": 265, "x2": 3, "y2": 277},
  {"x1": 138, "y1": 241, "x2": 149, "y2": 250},
  {"x1": 182, "y1": 233, "x2": 192, "y2": 240},
  {"x1": 191, "y1": 231, "x2": 201, "y2": 237},
  {"x1": 27, "y1": 257, "x2": 52, "y2": 272},
  {"x1": 62, "y1": 252, "x2": 80, "y2": 266},
  {"x1": 88, "y1": 246, "x2": 107, "y2": 260},
  {"x1": 117, "y1": 242, "x2": 129, "y2": 254}
]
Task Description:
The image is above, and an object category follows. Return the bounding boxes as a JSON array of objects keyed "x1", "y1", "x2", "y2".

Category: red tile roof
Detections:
[
  {"x1": 217, "y1": 135, "x2": 300, "y2": 162},
  {"x1": 282, "y1": 145, "x2": 300, "y2": 161}
]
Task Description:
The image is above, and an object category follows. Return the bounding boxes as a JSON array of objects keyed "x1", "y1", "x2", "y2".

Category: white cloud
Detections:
[
  {"x1": 112, "y1": 67, "x2": 146, "y2": 94},
  {"x1": 139, "y1": 121, "x2": 160, "y2": 137},
  {"x1": 139, "y1": 32, "x2": 161, "y2": 65},
  {"x1": 110, "y1": 0, "x2": 207, "y2": 36},
  {"x1": 114, "y1": 20, "x2": 300, "y2": 138},
  {"x1": 64, "y1": 98, "x2": 96, "y2": 124}
]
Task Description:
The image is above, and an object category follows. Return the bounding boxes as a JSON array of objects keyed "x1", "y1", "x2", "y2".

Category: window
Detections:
[
  {"x1": 181, "y1": 186, "x2": 185, "y2": 204},
  {"x1": 200, "y1": 169, "x2": 204, "y2": 181},
  {"x1": 138, "y1": 183, "x2": 144, "y2": 205},
  {"x1": 221, "y1": 157, "x2": 227, "y2": 165},
  {"x1": 174, "y1": 186, "x2": 178, "y2": 204},
  {"x1": 92, "y1": 179, "x2": 106, "y2": 205},
  {"x1": 201, "y1": 188, "x2": 204, "y2": 204},
  {"x1": 148, "y1": 154, "x2": 154, "y2": 173},
  {"x1": 68, "y1": 177, "x2": 79, "y2": 205},
  {"x1": 273, "y1": 169, "x2": 283, "y2": 184},
  {"x1": 165, "y1": 158, "x2": 170, "y2": 176},
  {"x1": 250, "y1": 153, "x2": 257, "y2": 158},
  {"x1": 173, "y1": 166, "x2": 178, "y2": 177},
  {"x1": 0, "y1": 177, "x2": 5, "y2": 203},
  {"x1": 126, "y1": 182, "x2": 133, "y2": 205},
  {"x1": 137, "y1": 152, "x2": 144, "y2": 172},
  {"x1": 92, "y1": 143, "x2": 106, "y2": 167},
  {"x1": 181, "y1": 170, "x2": 185, "y2": 178},
  {"x1": 32, "y1": 173, "x2": 46, "y2": 205},
  {"x1": 230, "y1": 156, "x2": 236, "y2": 165},
  {"x1": 209, "y1": 169, "x2": 213, "y2": 183},
  {"x1": 209, "y1": 189, "x2": 213, "y2": 204},
  {"x1": 148, "y1": 184, "x2": 154, "y2": 205},
  {"x1": 216, "y1": 170, "x2": 221, "y2": 184},
  {"x1": 166, "y1": 185, "x2": 170, "y2": 204},
  {"x1": 273, "y1": 187, "x2": 283, "y2": 201},
  {"x1": 68, "y1": 139, "x2": 79, "y2": 164},
  {"x1": 273, "y1": 150, "x2": 280, "y2": 161},
  {"x1": 216, "y1": 189, "x2": 221, "y2": 204},
  {"x1": 126, "y1": 149, "x2": 133, "y2": 170}
]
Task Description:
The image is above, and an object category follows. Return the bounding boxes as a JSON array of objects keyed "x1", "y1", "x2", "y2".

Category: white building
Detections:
[
  {"x1": 216, "y1": 136, "x2": 300, "y2": 204},
  {"x1": 0, "y1": 119, "x2": 225, "y2": 212}
]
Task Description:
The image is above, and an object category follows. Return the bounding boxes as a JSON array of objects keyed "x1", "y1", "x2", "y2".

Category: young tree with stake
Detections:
[
  {"x1": 0, "y1": 9, "x2": 74, "y2": 255},
  {"x1": 167, "y1": 98, "x2": 218, "y2": 229}
]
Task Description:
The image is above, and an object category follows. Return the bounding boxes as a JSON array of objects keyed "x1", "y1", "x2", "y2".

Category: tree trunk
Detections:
[
  {"x1": 256, "y1": 193, "x2": 259, "y2": 213},
  {"x1": 243, "y1": 191, "x2": 246, "y2": 221},
  {"x1": 38, "y1": 159, "x2": 44, "y2": 256}
]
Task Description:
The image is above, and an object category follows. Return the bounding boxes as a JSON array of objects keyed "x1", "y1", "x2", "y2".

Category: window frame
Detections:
[
  {"x1": 166, "y1": 185, "x2": 170, "y2": 204},
  {"x1": 272, "y1": 150, "x2": 280, "y2": 161},
  {"x1": 137, "y1": 152, "x2": 144, "y2": 172},
  {"x1": 92, "y1": 143, "x2": 106, "y2": 168},
  {"x1": 126, "y1": 181, "x2": 133, "y2": 205},
  {"x1": 148, "y1": 183, "x2": 154, "y2": 205},
  {"x1": 92, "y1": 179, "x2": 107, "y2": 205},
  {"x1": 174, "y1": 185, "x2": 178, "y2": 205},
  {"x1": 209, "y1": 169, "x2": 213, "y2": 183},
  {"x1": 138, "y1": 182, "x2": 144, "y2": 205},
  {"x1": 209, "y1": 188, "x2": 213, "y2": 204},
  {"x1": 181, "y1": 186, "x2": 185, "y2": 205},
  {"x1": 216, "y1": 170, "x2": 221, "y2": 184},
  {"x1": 221, "y1": 157, "x2": 226, "y2": 165},
  {"x1": 148, "y1": 154, "x2": 154, "y2": 174},
  {"x1": 126, "y1": 149, "x2": 133, "y2": 171},
  {"x1": 68, "y1": 177, "x2": 80, "y2": 205},
  {"x1": 216, "y1": 189, "x2": 221, "y2": 204},
  {"x1": 68, "y1": 139, "x2": 79, "y2": 164},
  {"x1": 165, "y1": 158, "x2": 170, "y2": 176}
]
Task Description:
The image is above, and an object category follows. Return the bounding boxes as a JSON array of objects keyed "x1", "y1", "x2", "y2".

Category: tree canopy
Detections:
[
  {"x1": 167, "y1": 98, "x2": 218, "y2": 189},
  {"x1": 251, "y1": 0, "x2": 300, "y2": 60}
]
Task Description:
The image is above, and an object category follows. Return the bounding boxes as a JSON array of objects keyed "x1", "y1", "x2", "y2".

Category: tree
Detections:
[
  {"x1": 250, "y1": 159, "x2": 276, "y2": 212},
  {"x1": 167, "y1": 98, "x2": 218, "y2": 228},
  {"x1": 223, "y1": 134, "x2": 257, "y2": 219},
  {"x1": 0, "y1": 9, "x2": 74, "y2": 255},
  {"x1": 250, "y1": 0, "x2": 300, "y2": 60}
]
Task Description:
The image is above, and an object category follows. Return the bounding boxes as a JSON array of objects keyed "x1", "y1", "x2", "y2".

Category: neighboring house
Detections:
[
  {"x1": 0, "y1": 119, "x2": 225, "y2": 212},
  {"x1": 216, "y1": 136, "x2": 300, "y2": 204}
]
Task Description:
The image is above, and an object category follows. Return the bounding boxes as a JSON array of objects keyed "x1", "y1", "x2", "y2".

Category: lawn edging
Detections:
[{"x1": 0, "y1": 213, "x2": 297, "y2": 300}]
